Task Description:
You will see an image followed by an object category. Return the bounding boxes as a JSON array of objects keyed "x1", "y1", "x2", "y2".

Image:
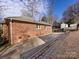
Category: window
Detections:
[{"x1": 36, "y1": 25, "x2": 41, "y2": 29}]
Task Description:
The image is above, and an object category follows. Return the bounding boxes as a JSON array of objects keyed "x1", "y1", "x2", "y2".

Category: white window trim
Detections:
[{"x1": 36, "y1": 25, "x2": 41, "y2": 29}]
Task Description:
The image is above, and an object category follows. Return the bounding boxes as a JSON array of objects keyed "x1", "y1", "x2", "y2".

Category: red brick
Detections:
[{"x1": 3, "y1": 17, "x2": 52, "y2": 45}]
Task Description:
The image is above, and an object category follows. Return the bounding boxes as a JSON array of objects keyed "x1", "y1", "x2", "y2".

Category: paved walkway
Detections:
[
  {"x1": 21, "y1": 31, "x2": 79, "y2": 59},
  {"x1": 21, "y1": 33, "x2": 68, "y2": 59},
  {"x1": 1, "y1": 31, "x2": 79, "y2": 59},
  {"x1": 0, "y1": 33, "x2": 61, "y2": 59}
]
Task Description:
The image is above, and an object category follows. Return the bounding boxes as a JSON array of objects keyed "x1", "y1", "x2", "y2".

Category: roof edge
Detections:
[{"x1": 4, "y1": 17, "x2": 51, "y2": 26}]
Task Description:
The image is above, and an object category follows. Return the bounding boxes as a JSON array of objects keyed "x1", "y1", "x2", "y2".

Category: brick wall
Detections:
[
  {"x1": 3, "y1": 23, "x2": 10, "y2": 42},
  {"x1": 3, "y1": 19, "x2": 52, "y2": 45}
]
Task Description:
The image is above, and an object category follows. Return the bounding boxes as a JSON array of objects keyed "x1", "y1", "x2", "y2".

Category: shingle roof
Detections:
[
  {"x1": 5, "y1": 16, "x2": 35, "y2": 22},
  {"x1": 4, "y1": 16, "x2": 51, "y2": 26}
]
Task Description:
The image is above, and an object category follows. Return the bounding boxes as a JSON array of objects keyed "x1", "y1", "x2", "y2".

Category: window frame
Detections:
[{"x1": 36, "y1": 24, "x2": 41, "y2": 29}]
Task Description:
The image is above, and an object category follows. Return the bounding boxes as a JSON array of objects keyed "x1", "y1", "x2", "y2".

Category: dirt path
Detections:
[{"x1": 52, "y1": 31, "x2": 79, "y2": 59}]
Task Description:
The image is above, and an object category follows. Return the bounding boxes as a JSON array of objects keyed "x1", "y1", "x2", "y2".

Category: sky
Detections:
[
  {"x1": 0, "y1": 0, "x2": 23, "y2": 18},
  {"x1": 0, "y1": 0, "x2": 49, "y2": 21},
  {"x1": 0, "y1": 0, "x2": 77, "y2": 21},
  {"x1": 54, "y1": 0, "x2": 76, "y2": 19}
]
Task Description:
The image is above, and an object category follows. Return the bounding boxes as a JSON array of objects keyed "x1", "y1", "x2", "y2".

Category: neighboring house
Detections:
[
  {"x1": 61, "y1": 23, "x2": 79, "y2": 31},
  {"x1": 69, "y1": 23, "x2": 78, "y2": 30},
  {"x1": 61, "y1": 23, "x2": 68, "y2": 29},
  {"x1": 2, "y1": 17, "x2": 52, "y2": 45}
]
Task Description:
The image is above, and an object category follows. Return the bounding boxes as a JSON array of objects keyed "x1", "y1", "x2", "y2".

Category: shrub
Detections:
[
  {"x1": 0, "y1": 37, "x2": 9, "y2": 47},
  {"x1": 0, "y1": 36, "x2": 4, "y2": 46},
  {"x1": 0, "y1": 30, "x2": 3, "y2": 36}
]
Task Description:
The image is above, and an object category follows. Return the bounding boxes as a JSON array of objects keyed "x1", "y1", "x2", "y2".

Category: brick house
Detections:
[{"x1": 2, "y1": 17, "x2": 52, "y2": 45}]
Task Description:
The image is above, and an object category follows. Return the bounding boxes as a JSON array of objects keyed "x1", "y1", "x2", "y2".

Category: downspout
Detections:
[{"x1": 9, "y1": 18, "x2": 13, "y2": 45}]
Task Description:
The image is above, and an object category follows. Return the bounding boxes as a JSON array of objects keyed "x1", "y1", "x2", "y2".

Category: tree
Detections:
[
  {"x1": 41, "y1": 16, "x2": 47, "y2": 22},
  {"x1": 62, "y1": 3, "x2": 79, "y2": 24},
  {"x1": 0, "y1": 1, "x2": 6, "y2": 19},
  {"x1": 0, "y1": 0, "x2": 22, "y2": 19},
  {"x1": 53, "y1": 20, "x2": 59, "y2": 27},
  {"x1": 46, "y1": 0, "x2": 54, "y2": 25},
  {"x1": 21, "y1": 0, "x2": 55, "y2": 22},
  {"x1": 21, "y1": 0, "x2": 41, "y2": 18}
]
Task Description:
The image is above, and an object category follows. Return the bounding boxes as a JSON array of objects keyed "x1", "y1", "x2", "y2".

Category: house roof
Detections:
[
  {"x1": 4, "y1": 16, "x2": 51, "y2": 26},
  {"x1": 5, "y1": 16, "x2": 35, "y2": 22}
]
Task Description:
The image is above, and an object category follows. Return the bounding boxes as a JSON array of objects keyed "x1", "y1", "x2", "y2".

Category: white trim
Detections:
[{"x1": 36, "y1": 25, "x2": 41, "y2": 29}]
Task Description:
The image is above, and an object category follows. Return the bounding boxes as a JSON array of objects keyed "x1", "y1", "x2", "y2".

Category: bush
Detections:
[
  {"x1": 0, "y1": 29, "x2": 2, "y2": 34},
  {"x1": 0, "y1": 35, "x2": 8, "y2": 47},
  {"x1": 0, "y1": 29, "x2": 4, "y2": 46},
  {"x1": 0, "y1": 36, "x2": 4, "y2": 46}
]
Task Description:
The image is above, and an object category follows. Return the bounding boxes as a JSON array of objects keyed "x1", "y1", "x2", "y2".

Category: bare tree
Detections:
[
  {"x1": 21, "y1": 0, "x2": 41, "y2": 18},
  {"x1": 45, "y1": 0, "x2": 54, "y2": 25},
  {"x1": 0, "y1": 0, "x2": 9, "y2": 20},
  {"x1": 62, "y1": 3, "x2": 79, "y2": 24},
  {"x1": 41, "y1": 16, "x2": 47, "y2": 22},
  {"x1": 0, "y1": 2, "x2": 4, "y2": 19}
]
